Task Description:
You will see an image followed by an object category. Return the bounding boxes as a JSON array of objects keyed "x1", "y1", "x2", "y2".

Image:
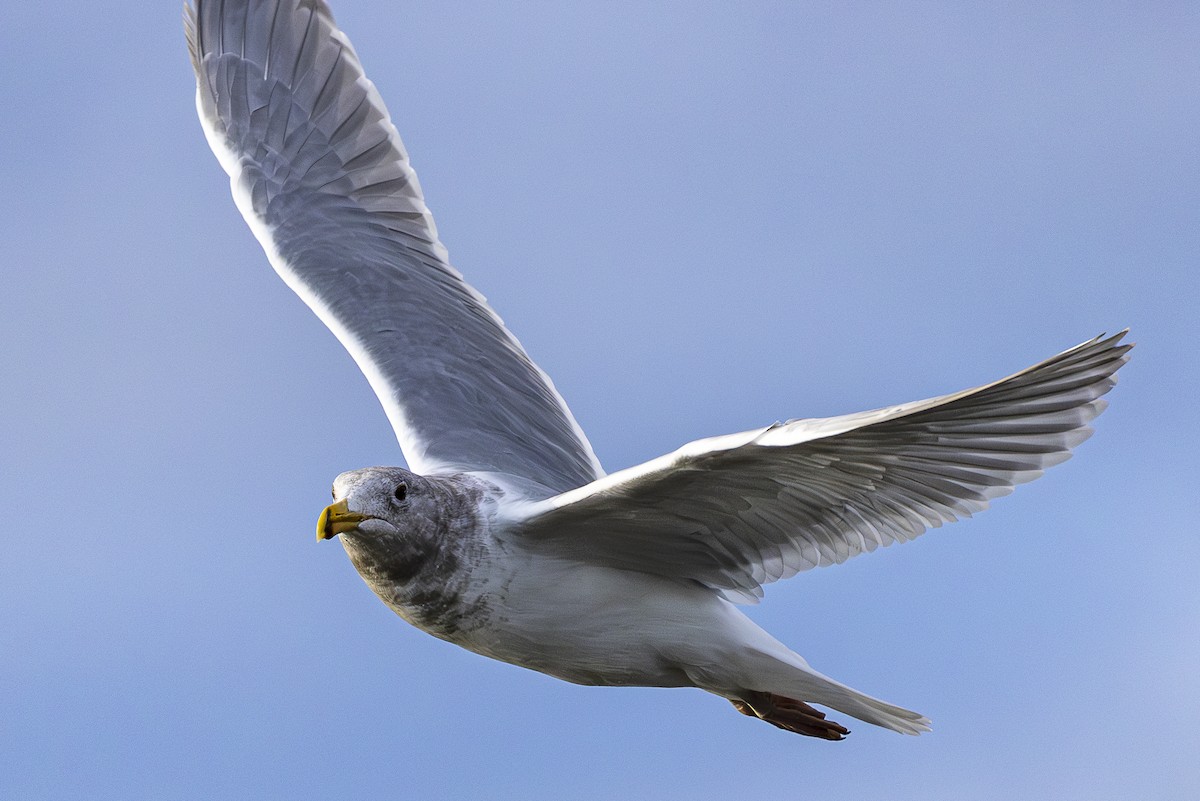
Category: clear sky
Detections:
[{"x1": 2, "y1": 2, "x2": 1197, "y2": 799}]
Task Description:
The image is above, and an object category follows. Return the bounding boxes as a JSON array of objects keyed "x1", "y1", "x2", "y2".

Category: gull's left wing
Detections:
[
  {"x1": 186, "y1": 0, "x2": 602, "y2": 494},
  {"x1": 512, "y1": 333, "x2": 1131, "y2": 603}
]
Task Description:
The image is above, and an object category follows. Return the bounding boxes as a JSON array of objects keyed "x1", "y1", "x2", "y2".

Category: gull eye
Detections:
[
  {"x1": 331, "y1": 486, "x2": 336, "y2": 500},
  {"x1": 393, "y1": 482, "x2": 408, "y2": 503}
]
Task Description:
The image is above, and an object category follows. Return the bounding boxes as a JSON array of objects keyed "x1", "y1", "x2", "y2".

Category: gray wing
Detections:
[
  {"x1": 185, "y1": 0, "x2": 602, "y2": 493},
  {"x1": 514, "y1": 333, "x2": 1131, "y2": 603}
]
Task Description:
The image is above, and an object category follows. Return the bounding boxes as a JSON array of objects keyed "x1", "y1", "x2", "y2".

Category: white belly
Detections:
[{"x1": 447, "y1": 549, "x2": 750, "y2": 688}]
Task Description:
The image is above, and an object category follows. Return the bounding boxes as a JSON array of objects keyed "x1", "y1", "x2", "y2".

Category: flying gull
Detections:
[{"x1": 185, "y1": 0, "x2": 1130, "y2": 739}]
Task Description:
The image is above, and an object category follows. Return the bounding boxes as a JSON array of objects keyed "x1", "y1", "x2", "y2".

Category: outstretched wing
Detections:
[
  {"x1": 185, "y1": 0, "x2": 602, "y2": 494},
  {"x1": 514, "y1": 333, "x2": 1131, "y2": 603}
]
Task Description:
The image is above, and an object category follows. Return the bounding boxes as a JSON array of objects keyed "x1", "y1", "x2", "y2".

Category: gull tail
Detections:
[{"x1": 727, "y1": 643, "x2": 932, "y2": 738}]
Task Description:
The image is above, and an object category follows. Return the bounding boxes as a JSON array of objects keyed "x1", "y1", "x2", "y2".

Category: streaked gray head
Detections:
[
  {"x1": 316, "y1": 468, "x2": 484, "y2": 637},
  {"x1": 316, "y1": 466, "x2": 455, "y2": 597},
  {"x1": 317, "y1": 466, "x2": 437, "y2": 543}
]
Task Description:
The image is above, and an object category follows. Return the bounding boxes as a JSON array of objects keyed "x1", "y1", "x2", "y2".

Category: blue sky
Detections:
[{"x1": 2, "y1": 2, "x2": 1197, "y2": 798}]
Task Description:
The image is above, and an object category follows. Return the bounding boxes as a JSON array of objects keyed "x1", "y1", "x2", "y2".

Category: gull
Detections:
[{"x1": 186, "y1": 0, "x2": 1130, "y2": 739}]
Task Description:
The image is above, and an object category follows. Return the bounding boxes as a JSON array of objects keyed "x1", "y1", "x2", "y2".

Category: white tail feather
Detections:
[{"x1": 740, "y1": 645, "x2": 932, "y2": 735}]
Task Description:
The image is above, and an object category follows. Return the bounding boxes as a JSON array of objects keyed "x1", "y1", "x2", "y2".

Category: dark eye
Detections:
[
  {"x1": 331, "y1": 486, "x2": 336, "y2": 500},
  {"x1": 393, "y1": 482, "x2": 408, "y2": 503}
]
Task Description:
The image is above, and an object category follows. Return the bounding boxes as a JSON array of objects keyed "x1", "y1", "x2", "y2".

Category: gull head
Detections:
[
  {"x1": 315, "y1": 467, "x2": 481, "y2": 625},
  {"x1": 317, "y1": 466, "x2": 435, "y2": 543}
]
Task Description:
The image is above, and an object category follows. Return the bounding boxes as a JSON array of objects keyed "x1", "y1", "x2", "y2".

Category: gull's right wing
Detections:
[{"x1": 186, "y1": 0, "x2": 603, "y2": 494}]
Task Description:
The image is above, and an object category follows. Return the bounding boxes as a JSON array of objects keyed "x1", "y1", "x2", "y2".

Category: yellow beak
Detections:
[{"x1": 317, "y1": 499, "x2": 370, "y2": 541}]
